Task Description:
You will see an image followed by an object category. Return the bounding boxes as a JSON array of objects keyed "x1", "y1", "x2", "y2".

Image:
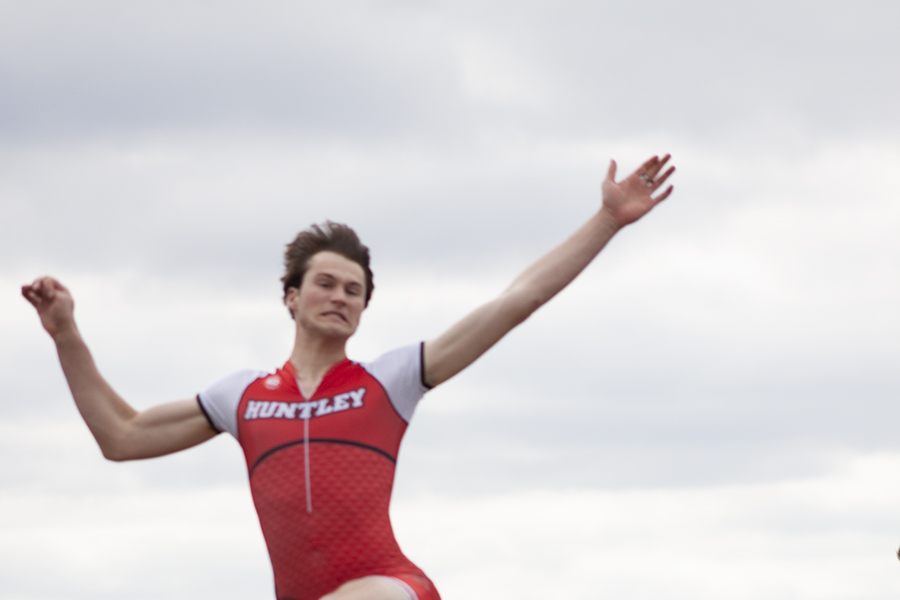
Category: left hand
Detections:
[{"x1": 600, "y1": 154, "x2": 675, "y2": 228}]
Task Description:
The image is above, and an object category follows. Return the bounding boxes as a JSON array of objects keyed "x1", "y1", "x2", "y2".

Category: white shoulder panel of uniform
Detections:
[
  {"x1": 360, "y1": 343, "x2": 429, "y2": 423},
  {"x1": 198, "y1": 369, "x2": 268, "y2": 438}
]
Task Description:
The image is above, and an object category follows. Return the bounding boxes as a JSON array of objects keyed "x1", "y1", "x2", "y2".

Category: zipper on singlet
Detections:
[{"x1": 303, "y1": 415, "x2": 312, "y2": 513}]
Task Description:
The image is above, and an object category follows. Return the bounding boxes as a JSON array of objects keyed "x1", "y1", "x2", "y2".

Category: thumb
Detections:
[{"x1": 606, "y1": 159, "x2": 617, "y2": 183}]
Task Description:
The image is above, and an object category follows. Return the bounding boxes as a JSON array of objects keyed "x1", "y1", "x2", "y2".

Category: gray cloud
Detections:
[
  {"x1": 0, "y1": 1, "x2": 459, "y2": 140},
  {"x1": 2, "y1": 1, "x2": 898, "y2": 143}
]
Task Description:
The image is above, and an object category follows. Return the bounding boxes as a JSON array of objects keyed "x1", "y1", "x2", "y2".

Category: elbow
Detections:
[
  {"x1": 523, "y1": 294, "x2": 544, "y2": 318},
  {"x1": 98, "y1": 431, "x2": 137, "y2": 462},
  {"x1": 101, "y1": 444, "x2": 131, "y2": 462},
  {"x1": 503, "y1": 290, "x2": 544, "y2": 326},
  {"x1": 510, "y1": 305, "x2": 535, "y2": 328}
]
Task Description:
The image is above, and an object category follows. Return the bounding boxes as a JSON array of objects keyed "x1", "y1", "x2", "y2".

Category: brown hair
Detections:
[{"x1": 281, "y1": 221, "x2": 374, "y2": 311}]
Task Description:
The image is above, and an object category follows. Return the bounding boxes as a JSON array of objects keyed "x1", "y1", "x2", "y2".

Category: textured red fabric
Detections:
[
  {"x1": 236, "y1": 359, "x2": 439, "y2": 600},
  {"x1": 252, "y1": 443, "x2": 426, "y2": 599}
]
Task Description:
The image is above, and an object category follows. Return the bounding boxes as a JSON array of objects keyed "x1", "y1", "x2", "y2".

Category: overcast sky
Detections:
[{"x1": 2, "y1": 1, "x2": 900, "y2": 599}]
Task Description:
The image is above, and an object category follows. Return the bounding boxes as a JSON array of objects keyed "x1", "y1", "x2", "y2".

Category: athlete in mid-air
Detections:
[{"x1": 23, "y1": 155, "x2": 674, "y2": 600}]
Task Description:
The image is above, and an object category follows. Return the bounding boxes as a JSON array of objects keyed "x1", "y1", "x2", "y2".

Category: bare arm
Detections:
[
  {"x1": 423, "y1": 154, "x2": 675, "y2": 387},
  {"x1": 22, "y1": 277, "x2": 217, "y2": 461}
]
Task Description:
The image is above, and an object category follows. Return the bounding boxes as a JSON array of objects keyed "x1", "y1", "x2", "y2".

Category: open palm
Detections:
[{"x1": 601, "y1": 154, "x2": 675, "y2": 228}]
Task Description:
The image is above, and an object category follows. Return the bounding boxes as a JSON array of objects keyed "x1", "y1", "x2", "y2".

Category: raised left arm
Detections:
[{"x1": 423, "y1": 154, "x2": 674, "y2": 387}]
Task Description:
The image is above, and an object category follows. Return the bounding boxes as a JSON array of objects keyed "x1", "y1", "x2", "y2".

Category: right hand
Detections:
[{"x1": 21, "y1": 277, "x2": 77, "y2": 339}]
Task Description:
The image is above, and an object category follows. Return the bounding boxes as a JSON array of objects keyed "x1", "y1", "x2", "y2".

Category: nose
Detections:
[{"x1": 330, "y1": 287, "x2": 348, "y2": 304}]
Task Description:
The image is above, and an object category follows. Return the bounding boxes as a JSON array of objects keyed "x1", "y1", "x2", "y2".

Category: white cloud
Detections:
[
  {"x1": 393, "y1": 452, "x2": 900, "y2": 599},
  {"x1": 451, "y1": 34, "x2": 550, "y2": 108},
  {"x1": 4, "y1": 450, "x2": 899, "y2": 599}
]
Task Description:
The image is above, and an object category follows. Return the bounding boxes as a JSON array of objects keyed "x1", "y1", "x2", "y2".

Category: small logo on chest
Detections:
[{"x1": 243, "y1": 387, "x2": 367, "y2": 421}]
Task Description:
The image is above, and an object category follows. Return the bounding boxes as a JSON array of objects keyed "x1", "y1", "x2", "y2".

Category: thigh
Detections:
[{"x1": 319, "y1": 576, "x2": 414, "y2": 600}]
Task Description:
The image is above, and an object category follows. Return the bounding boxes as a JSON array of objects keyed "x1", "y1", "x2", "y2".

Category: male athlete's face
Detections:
[{"x1": 286, "y1": 251, "x2": 367, "y2": 339}]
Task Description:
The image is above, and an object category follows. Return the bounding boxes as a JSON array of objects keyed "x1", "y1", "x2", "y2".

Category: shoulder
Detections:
[
  {"x1": 359, "y1": 343, "x2": 429, "y2": 423},
  {"x1": 198, "y1": 369, "x2": 270, "y2": 437}
]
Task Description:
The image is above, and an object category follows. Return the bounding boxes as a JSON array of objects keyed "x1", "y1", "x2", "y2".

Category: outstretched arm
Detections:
[
  {"x1": 21, "y1": 277, "x2": 217, "y2": 461},
  {"x1": 423, "y1": 154, "x2": 674, "y2": 387}
]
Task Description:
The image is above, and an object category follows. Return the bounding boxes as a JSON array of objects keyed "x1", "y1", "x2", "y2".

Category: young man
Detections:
[{"x1": 22, "y1": 155, "x2": 674, "y2": 600}]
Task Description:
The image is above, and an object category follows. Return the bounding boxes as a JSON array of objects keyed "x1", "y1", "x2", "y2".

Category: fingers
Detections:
[
  {"x1": 636, "y1": 154, "x2": 674, "y2": 192},
  {"x1": 21, "y1": 276, "x2": 60, "y2": 307},
  {"x1": 39, "y1": 277, "x2": 55, "y2": 299},
  {"x1": 649, "y1": 155, "x2": 675, "y2": 202},
  {"x1": 21, "y1": 278, "x2": 44, "y2": 305},
  {"x1": 637, "y1": 155, "x2": 659, "y2": 176},
  {"x1": 21, "y1": 284, "x2": 40, "y2": 307},
  {"x1": 646, "y1": 154, "x2": 670, "y2": 179},
  {"x1": 652, "y1": 185, "x2": 674, "y2": 203},
  {"x1": 606, "y1": 159, "x2": 617, "y2": 182},
  {"x1": 634, "y1": 155, "x2": 666, "y2": 188},
  {"x1": 36, "y1": 278, "x2": 52, "y2": 302},
  {"x1": 619, "y1": 154, "x2": 673, "y2": 180},
  {"x1": 653, "y1": 154, "x2": 672, "y2": 175},
  {"x1": 651, "y1": 165, "x2": 676, "y2": 190}
]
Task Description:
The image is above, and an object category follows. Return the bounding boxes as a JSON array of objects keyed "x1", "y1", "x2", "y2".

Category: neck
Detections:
[{"x1": 289, "y1": 325, "x2": 348, "y2": 398}]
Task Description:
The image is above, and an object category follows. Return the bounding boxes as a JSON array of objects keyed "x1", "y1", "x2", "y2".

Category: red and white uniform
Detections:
[{"x1": 198, "y1": 343, "x2": 440, "y2": 600}]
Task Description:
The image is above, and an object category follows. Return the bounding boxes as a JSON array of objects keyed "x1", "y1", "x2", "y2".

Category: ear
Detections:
[{"x1": 285, "y1": 287, "x2": 300, "y2": 317}]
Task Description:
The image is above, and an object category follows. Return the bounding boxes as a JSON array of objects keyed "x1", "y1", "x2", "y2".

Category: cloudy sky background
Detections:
[{"x1": 2, "y1": 1, "x2": 900, "y2": 598}]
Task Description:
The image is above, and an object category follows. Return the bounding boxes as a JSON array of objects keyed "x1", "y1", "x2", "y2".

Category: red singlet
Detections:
[{"x1": 198, "y1": 344, "x2": 439, "y2": 600}]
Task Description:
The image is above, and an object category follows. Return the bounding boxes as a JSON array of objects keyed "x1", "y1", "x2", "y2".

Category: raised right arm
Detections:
[{"x1": 22, "y1": 277, "x2": 218, "y2": 461}]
